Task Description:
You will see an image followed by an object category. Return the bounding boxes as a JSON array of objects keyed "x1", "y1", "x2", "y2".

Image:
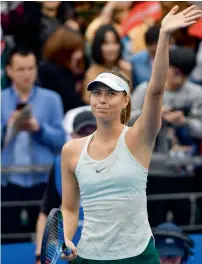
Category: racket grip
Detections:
[
  {"x1": 61, "y1": 243, "x2": 73, "y2": 256},
  {"x1": 64, "y1": 247, "x2": 73, "y2": 256}
]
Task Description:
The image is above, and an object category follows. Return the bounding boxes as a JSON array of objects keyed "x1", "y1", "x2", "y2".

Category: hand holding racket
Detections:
[
  {"x1": 41, "y1": 208, "x2": 77, "y2": 264},
  {"x1": 61, "y1": 240, "x2": 78, "y2": 261}
]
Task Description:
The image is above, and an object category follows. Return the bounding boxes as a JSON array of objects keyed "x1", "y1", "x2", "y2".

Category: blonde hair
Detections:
[
  {"x1": 120, "y1": 98, "x2": 132, "y2": 125},
  {"x1": 107, "y1": 71, "x2": 132, "y2": 125}
]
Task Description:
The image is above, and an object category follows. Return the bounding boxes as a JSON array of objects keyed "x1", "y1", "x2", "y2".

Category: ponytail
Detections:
[{"x1": 121, "y1": 99, "x2": 132, "y2": 125}]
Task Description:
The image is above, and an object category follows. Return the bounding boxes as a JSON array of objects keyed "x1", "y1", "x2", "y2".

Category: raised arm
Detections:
[{"x1": 133, "y1": 5, "x2": 202, "y2": 146}]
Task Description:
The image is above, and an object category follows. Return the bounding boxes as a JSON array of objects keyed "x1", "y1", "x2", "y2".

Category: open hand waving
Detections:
[{"x1": 161, "y1": 5, "x2": 202, "y2": 34}]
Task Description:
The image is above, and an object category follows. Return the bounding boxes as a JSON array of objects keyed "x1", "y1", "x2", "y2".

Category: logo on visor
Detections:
[{"x1": 98, "y1": 73, "x2": 129, "y2": 92}]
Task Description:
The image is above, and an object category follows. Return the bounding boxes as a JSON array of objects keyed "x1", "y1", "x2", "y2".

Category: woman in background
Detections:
[
  {"x1": 83, "y1": 24, "x2": 132, "y2": 104},
  {"x1": 39, "y1": 26, "x2": 85, "y2": 113}
]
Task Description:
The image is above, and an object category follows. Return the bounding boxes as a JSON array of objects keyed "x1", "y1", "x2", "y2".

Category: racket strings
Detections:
[
  {"x1": 45, "y1": 214, "x2": 63, "y2": 263},
  {"x1": 41, "y1": 209, "x2": 65, "y2": 264}
]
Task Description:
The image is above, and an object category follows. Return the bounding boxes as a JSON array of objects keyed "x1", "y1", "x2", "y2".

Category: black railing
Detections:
[{"x1": 1, "y1": 192, "x2": 202, "y2": 241}]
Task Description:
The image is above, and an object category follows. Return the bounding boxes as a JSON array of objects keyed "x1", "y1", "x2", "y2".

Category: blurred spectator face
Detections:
[
  {"x1": 70, "y1": 48, "x2": 84, "y2": 75},
  {"x1": 6, "y1": 53, "x2": 37, "y2": 91},
  {"x1": 71, "y1": 110, "x2": 97, "y2": 138},
  {"x1": 160, "y1": 256, "x2": 182, "y2": 264},
  {"x1": 146, "y1": 40, "x2": 174, "y2": 59},
  {"x1": 74, "y1": 1, "x2": 93, "y2": 12},
  {"x1": 43, "y1": 26, "x2": 84, "y2": 73},
  {"x1": 145, "y1": 25, "x2": 160, "y2": 59},
  {"x1": 154, "y1": 223, "x2": 187, "y2": 264},
  {"x1": 72, "y1": 126, "x2": 96, "y2": 138},
  {"x1": 167, "y1": 47, "x2": 196, "y2": 90},
  {"x1": 147, "y1": 43, "x2": 157, "y2": 59},
  {"x1": 43, "y1": 1, "x2": 60, "y2": 9},
  {"x1": 42, "y1": 1, "x2": 61, "y2": 18},
  {"x1": 145, "y1": 25, "x2": 175, "y2": 59},
  {"x1": 147, "y1": 36, "x2": 175, "y2": 59},
  {"x1": 101, "y1": 31, "x2": 121, "y2": 64},
  {"x1": 167, "y1": 66, "x2": 187, "y2": 90}
]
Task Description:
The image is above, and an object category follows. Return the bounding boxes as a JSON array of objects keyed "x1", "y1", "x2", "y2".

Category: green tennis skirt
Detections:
[{"x1": 73, "y1": 237, "x2": 160, "y2": 264}]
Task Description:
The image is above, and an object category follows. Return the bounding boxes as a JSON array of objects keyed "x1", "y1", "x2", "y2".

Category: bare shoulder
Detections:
[
  {"x1": 62, "y1": 137, "x2": 88, "y2": 157},
  {"x1": 62, "y1": 136, "x2": 89, "y2": 172}
]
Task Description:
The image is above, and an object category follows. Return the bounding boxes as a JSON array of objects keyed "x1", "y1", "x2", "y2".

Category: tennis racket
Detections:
[{"x1": 41, "y1": 208, "x2": 72, "y2": 264}]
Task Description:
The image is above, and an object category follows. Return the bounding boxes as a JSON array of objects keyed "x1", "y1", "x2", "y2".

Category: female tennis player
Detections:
[{"x1": 61, "y1": 5, "x2": 202, "y2": 264}]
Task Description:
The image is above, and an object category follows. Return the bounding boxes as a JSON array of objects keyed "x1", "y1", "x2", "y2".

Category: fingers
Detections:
[
  {"x1": 184, "y1": 11, "x2": 202, "y2": 24},
  {"x1": 61, "y1": 252, "x2": 76, "y2": 261},
  {"x1": 185, "y1": 9, "x2": 202, "y2": 17},
  {"x1": 185, "y1": 15, "x2": 201, "y2": 23},
  {"x1": 65, "y1": 20, "x2": 80, "y2": 32},
  {"x1": 182, "y1": 5, "x2": 197, "y2": 15},
  {"x1": 162, "y1": 106, "x2": 171, "y2": 112},
  {"x1": 183, "y1": 21, "x2": 197, "y2": 27},
  {"x1": 186, "y1": 16, "x2": 202, "y2": 24},
  {"x1": 11, "y1": 111, "x2": 20, "y2": 119},
  {"x1": 182, "y1": 6, "x2": 202, "y2": 25},
  {"x1": 61, "y1": 249, "x2": 77, "y2": 261},
  {"x1": 8, "y1": 111, "x2": 21, "y2": 126},
  {"x1": 61, "y1": 240, "x2": 77, "y2": 261},
  {"x1": 19, "y1": 124, "x2": 31, "y2": 131},
  {"x1": 170, "y1": 5, "x2": 179, "y2": 15},
  {"x1": 184, "y1": 9, "x2": 202, "y2": 19}
]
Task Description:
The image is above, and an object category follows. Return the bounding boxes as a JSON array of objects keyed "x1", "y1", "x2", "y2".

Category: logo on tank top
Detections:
[{"x1": 96, "y1": 167, "x2": 107, "y2": 173}]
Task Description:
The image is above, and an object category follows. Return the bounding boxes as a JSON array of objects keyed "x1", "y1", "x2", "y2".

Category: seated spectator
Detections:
[
  {"x1": 83, "y1": 24, "x2": 132, "y2": 104},
  {"x1": 131, "y1": 25, "x2": 175, "y2": 88},
  {"x1": 1, "y1": 25, "x2": 10, "y2": 89},
  {"x1": 63, "y1": 105, "x2": 92, "y2": 141},
  {"x1": 36, "y1": 1, "x2": 65, "y2": 50},
  {"x1": 35, "y1": 109, "x2": 97, "y2": 262},
  {"x1": 1, "y1": 1, "x2": 76, "y2": 60},
  {"x1": 39, "y1": 26, "x2": 86, "y2": 113},
  {"x1": 1, "y1": 47, "x2": 65, "y2": 241},
  {"x1": 37, "y1": 1, "x2": 78, "y2": 49},
  {"x1": 131, "y1": 47, "x2": 202, "y2": 154},
  {"x1": 190, "y1": 41, "x2": 202, "y2": 86},
  {"x1": 153, "y1": 222, "x2": 194, "y2": 264}
]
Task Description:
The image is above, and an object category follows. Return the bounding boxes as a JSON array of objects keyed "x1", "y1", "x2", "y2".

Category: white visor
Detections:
[{"x1": 86, "y1": 72, "x2": 130, "y2": 95}]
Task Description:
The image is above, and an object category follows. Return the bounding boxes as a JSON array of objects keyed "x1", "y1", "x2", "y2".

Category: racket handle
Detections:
[
  {"x1": 64, "y1": 247, "x2": 73, "y2": 256},
  {"x1": 61, "y1": 243, "x2": 73, "y2": 256}
]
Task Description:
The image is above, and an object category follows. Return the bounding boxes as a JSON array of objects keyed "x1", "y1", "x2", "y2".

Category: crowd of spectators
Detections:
[{"x1": 1, "y1": 2, "x2": 202, "y2": 262}]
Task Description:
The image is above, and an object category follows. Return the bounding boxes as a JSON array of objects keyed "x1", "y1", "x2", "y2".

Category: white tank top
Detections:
[{"x1": 75, "y1": 126, "x2": 152, "y2": 260}]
